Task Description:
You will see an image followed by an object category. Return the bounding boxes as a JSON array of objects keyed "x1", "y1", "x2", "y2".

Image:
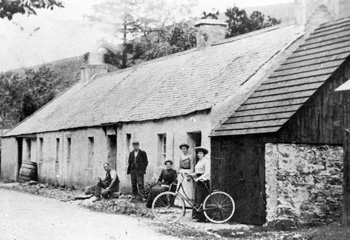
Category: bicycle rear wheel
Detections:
[
  {"x1": 152, "y1": 191, "x2": 185, "y2": 224},
  {"x1": 203, "y1": 191, "x2": 235, "y2": 223}
]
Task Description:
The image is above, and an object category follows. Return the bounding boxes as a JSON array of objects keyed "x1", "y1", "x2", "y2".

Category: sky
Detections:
[{"x1": 0, "y1": 0, "x2": 294, "y2": 72}]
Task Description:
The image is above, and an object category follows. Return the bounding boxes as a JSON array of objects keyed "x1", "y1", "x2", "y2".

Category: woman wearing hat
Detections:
[
  {"x1": 190, "y1": 146, "x2": 211, "y2": 222},
  {"x1": 146, "y1": 160, "x2": 177, "y2": 208},
  {"x1": 176, "y1": 143, "x2": 195, "y2": 206}
]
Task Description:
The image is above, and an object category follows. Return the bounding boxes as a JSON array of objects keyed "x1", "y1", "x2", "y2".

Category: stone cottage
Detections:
[
  {"x1": 1, "y1": 20, "x2": 303, "y2": 188},
  {"x1": 2, "y1": 0, "x2": 350, "y2": 226}
]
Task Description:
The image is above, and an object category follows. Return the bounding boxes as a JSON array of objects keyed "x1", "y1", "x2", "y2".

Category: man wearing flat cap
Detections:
[{"x1": 127, "y1": 141, "x2": 148, "y2": 200}]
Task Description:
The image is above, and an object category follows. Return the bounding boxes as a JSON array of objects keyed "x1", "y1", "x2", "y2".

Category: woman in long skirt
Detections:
[
  {"x1": 176, "y1": 143, "x2": 195, "y2": 207},
  {"x1": 146, "y1": 160, "x2": 177, "y2": 208},
  {"x1": 190, "y1": 146, "x2": 211, "y2": 222}
]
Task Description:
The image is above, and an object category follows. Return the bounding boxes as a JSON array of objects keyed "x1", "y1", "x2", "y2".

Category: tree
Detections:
[
  {"x1": 86, "y1": 0, "x2": 198, "y2": 68},
  {"x1": 225, "y1": 7, "x2": 281, "y2": 38},
  {"x1": 0, "y1": 0, "x2": 64, "y2": 20},
  {"x1": 19, "y1": 66, "x2": 60, "y2": 120},
  {"x1": 201, "y1": 10, "x2": 219, "y2": 20},
  {"x1": 131, "y1": 20, "x2": 197, "y2": 61},
  {"x1": 0, "y1": 72, "x2": 22, "y2": 132},
  {"x1": 0, "y1": 66, "x2": 61, "y2": 132}
]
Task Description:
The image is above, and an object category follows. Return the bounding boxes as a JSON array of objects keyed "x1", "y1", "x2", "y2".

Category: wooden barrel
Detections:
[{"x1": 19, "y1": 161, "x2": 38, "y2": 182}]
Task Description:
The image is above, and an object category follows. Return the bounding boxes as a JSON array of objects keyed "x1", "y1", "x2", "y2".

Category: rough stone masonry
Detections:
[{"x1": 265, "y1": 143, "x2": 343, "y2": 227}]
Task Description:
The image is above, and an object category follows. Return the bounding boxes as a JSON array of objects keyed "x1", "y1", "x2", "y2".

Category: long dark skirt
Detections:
[
  {"x1": 192, "y1": 180, "x2": 210, "y2": 221},
  {"x1": 146, "y1": 185, "x2": 167, "y2": 208}
]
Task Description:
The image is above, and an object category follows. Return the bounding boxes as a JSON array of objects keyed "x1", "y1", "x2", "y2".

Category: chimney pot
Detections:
[
  {"x1": 80, "y1": 48, "x2": 108, "y2": 83},
  {"x1": 194, "y1": 19, "x2": 228, "y2": 50}
]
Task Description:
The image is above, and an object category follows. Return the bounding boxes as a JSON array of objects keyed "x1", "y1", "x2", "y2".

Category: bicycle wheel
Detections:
[
  {"x1": 203, "y1": 191, "x2": 235, "y2": 223},
  {"x1": 152, "y1": 191, "x2": 185, "y2": 224}
]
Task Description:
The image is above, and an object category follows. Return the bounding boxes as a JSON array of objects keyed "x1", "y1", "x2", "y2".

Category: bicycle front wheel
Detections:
[
  {"x1": 152, "y1": 191, "x2": 185, "y2": 224},
  {"x1": 203, "y1": 191, "x2": 235, "y2": 223}
]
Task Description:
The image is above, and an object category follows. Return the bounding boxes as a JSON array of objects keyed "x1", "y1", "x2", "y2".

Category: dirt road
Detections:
[{"x1": 0, "y1": 188, "x2": 178, "y2": 240}]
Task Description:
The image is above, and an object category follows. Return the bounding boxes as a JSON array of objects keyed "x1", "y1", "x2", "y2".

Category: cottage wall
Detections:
[
  {"x1": 0, "y1": 137, "x2": 18, "y2": 181},
  {"x1": 116, "y1": 111, "x2": 212, "y2": 192},
  {"x1": 35, "y1": 128, "x2": 109, "y2": 187},
  {"x1": 1, "y1": 111, "x2": 212, "y2": 190}
]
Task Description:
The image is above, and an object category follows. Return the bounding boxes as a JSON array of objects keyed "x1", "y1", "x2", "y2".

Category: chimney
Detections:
[
  {"x1": 295, "y1": 0, "x2": 350, "y2": 33},
  {"x1": 80, "y1": 48, "x2": 108, "y2": 84},
  {"x1": 194, "y1": 19, "x2": 228, "y2": 50}
]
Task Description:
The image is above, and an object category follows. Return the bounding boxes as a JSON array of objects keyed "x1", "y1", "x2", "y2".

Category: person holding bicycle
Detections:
[
  {"x1": 177, "y1": 143, "x2": 195, "y2": 206},
  {"x1": 190, "y1": 146, "x2": 211, "y2": 222},
  {"x1": 152, "y1": 149, "x2": 235, "y2": 224}
]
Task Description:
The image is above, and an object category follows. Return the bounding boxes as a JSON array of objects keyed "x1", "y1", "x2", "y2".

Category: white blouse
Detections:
[{"x1": 194, "y1": 157, "x2": 211, "y2": 181}]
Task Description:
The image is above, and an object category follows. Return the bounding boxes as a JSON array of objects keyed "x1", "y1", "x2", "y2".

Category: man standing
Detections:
[
  {"x1": 86, "y1": 163, "x2": 120, "y2": 201},
  {"x1": 127, "y1": 141, "x2": 148, "y2": 200}
]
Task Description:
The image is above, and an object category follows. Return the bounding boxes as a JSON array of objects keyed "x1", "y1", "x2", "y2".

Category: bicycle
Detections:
[{"x1": 152, "y1": 173, "x2": 235, "y2": 224}]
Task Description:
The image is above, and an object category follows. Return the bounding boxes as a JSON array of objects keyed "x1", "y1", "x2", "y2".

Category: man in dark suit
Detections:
[{"x1": 127, "y1": 141, "x2": 148, "y2": 200}]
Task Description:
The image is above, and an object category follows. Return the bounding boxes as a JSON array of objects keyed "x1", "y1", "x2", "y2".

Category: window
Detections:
[
  {"x1": 158, "y1": 134, "x2": 167, "y2": 164},
  {"x1": 107, "y1": 135, "x2": 117, "y2": 170},
  {"x1": 67, "y1": 138, "x2": 71, "y2": 162},
  {"x1": 39, "y1": 138, "x2": 44, "y2": 162},
  {"x1": 26, "y1": 138, "x2": 31, "y2": 161},
  {"x1": 88, "y1": 137, "x2": 94, "y2": 168}
]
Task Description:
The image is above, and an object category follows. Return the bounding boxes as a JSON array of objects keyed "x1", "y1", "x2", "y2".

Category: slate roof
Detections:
[
  {"x1": 5, "y1": 24, "x2": 301, "y2": 137},
  {"x1": 213, "y1": 17, "x2": 350, "y2": 136}
]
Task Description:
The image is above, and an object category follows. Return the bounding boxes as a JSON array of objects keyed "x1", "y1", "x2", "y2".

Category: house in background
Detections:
[{"x1": 2, "y1": 0, "x2": 350, "y2": 226}]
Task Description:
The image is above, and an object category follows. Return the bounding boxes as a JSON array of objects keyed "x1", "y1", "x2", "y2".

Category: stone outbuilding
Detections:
[
  {"x1": 211, "y1": 0, "x2": 350, "y2": 226},
  {"x1": 2, "y1": 0, "x2": 350, "y2": 226}
]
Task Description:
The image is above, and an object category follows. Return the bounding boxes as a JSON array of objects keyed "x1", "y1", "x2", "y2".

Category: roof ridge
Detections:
[
  {"x1": 94, "y1": 48, "x2": 198, "y2": 79},
  {"x1": 95, "y1": 24, "x2": 295, "y2": 80},
  {"x1": 212, "y1": 23, "x2": 295, "y2": 47}
]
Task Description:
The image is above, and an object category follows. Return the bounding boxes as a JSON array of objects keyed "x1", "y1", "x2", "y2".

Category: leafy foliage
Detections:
[
  {"x1": 0, "y1": 66, "x2": 61, "y2": 129},
  {"x1": 86, "y1": 0, "x2": 198, "y2": 68},
  {"x1": 201, "y1": 10, "x2": 220, "y2": 20},
  {"x1": 98, "y1": 4, "x2": 281, "y2": 69},
  {"x1": 132, "y1": 21, "x2": 197, "y2": 61},
  {"x1": 225, "y1": 7, "x2": 281, "y2": 38},
  {"x1": 0, "y1": 0, "x2": 64, "y2": 20}
]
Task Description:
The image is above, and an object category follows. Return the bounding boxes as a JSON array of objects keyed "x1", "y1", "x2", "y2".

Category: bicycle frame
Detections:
[{"x1": 172, "y1": 173, "x2": 213, "y2": 212}]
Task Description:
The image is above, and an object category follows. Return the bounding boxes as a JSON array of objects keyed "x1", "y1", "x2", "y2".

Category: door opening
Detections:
[
  {"x1": 187, "y1": 132, "x2": 202, "y2": 163},
  {"x1": 16, "y1": 138, "x2": 23, "y2": 181},
  {"x1": 107, "y1": 135, "x2": 117, "y2": 170}
]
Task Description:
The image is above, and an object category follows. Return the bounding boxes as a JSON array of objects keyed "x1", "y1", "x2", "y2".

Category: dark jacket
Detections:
[
  {"x1": 157, "y1": 169, "x2": 177, "y2": 186},
  {"x1": 127, "y1": 149, "x2": 148, "y2": 174}
]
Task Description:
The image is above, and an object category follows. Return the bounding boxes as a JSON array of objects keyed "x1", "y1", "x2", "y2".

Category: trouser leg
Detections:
[
  {"x1": 130, "y1": 170, "x2": 138, "y2": 195},
  {"x1": 95, "y1": 181, "x2": 108, "y2": 197},
  {"x1": 101, "y1": 189, "x2": 111, "y2": 199},
  {"x1": 136, "y1": 172, "x2": 145, "y2": 197},
  {"x1": 84, "y1": 185, "x2": 96, "y2": 195}
]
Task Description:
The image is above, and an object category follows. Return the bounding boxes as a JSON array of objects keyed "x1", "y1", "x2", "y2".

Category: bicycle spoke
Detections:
[
  {"x1": 152, "y1": 192, "x2": 185, "y2": 224},
  {"x1": 203, "y1": 192, "x2": 235, "y2": 223}
]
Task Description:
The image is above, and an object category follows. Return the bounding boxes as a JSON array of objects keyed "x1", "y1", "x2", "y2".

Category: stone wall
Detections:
[{"x1": 265, "y1": 143, "x2": 343, "y2": 227}]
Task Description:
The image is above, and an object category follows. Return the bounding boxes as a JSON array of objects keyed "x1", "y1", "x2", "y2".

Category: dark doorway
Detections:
[
  {"x1": 25, "y1": 138, "x2": 31, "y2": 161},
  {"x1": 187, "y1": 132, "x2": 202, "y2": 163},
  {"x1": 107, "y1": 135, "x2": 117, "y2": 170},
  {"x1": 55, "y1": 138, "x2": 60, "y2": 183},
  {"x1": 211, "y1": 136, "x2": 266, "y2": 225},
  {"x1": 16, "y1": 138, "x2": 23, "y2": 181}
]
